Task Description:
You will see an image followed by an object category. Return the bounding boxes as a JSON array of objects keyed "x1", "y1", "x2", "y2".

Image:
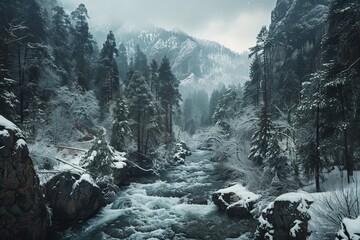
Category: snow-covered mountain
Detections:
[{"x1": 114, "y1": 27, "x2": 250, "y2": 93}]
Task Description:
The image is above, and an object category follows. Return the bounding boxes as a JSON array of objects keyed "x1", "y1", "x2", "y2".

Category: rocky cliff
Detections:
[
  {"x1": 0, "y1": 115, "x2": 49, "y2": 239},
  {"x1": 267, "y1": 0, "x2": 332, "y2": 108}
]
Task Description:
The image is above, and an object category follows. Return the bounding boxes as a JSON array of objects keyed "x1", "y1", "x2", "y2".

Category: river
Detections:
[{"x1": 63, "y1": 150, "x2": 257, "y2": 240}]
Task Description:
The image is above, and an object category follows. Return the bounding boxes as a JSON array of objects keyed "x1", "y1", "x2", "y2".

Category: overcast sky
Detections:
[{"x1": 59, "y1": 0, "x2": 277, "y2": 53}]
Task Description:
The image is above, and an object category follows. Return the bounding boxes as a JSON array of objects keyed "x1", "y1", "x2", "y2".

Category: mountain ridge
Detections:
[{"x1": 110, "y1": 26, "x2": 250, "y2": 93}]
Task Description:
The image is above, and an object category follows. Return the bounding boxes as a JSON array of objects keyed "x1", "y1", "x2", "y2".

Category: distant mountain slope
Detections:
[{"x1": 114, "y1": 27, "x2": 250, "y2": 93}]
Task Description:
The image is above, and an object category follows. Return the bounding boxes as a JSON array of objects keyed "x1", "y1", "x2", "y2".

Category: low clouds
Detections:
[{"x1": 59, "y1": 0, "x2": 276, "y2": 52}]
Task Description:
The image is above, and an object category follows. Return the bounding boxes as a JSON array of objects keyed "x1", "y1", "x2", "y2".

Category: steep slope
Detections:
[
  {"x1": 267, "y1": 0, "x2": 332, "y2": 108},
  {"x1": 115, "y1": 27, "x2": 250, "y2": 93}
]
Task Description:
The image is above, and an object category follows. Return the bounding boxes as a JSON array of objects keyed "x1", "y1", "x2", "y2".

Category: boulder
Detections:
[
  {"x1": 174, "y1": 141, "x2": 191, "y2": 162},
  {"x1": 212, "y1": 184, "x2": 260, "y2": 218},
  {"x1": 336, "y1": 216, "x2": 360, "y2": 240},
  {"x1": 113, "y1": 164, "x2": 131, "y2": 186},
  {"x1": 44, "y1": 172, "x2": 104, "y2": 229},
  {"x1": 0, "y1": 115, "x2": 50, "y2": 239},
  {"x1": 254, "y1": 192, "x2": 312, "y2": 240},
  {"x1": 187, "y1": 197, "x2": 208, "y2": 205}
]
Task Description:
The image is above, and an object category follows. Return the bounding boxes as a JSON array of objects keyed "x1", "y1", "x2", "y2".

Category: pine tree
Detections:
[
  {"x1": 95, "y1": 30, "x2": 119, "y2": 117},
  {"x1": 296, "y1": 70, "x2": 326, "y2": 192},
  {"x1": 111, "y1": 94, "x2": 131, "y2": 152},
  {"x1": 265, "y1": 135, "x2": 289, "y2": 186},
  {"x1": 50, "y1": 6, "x2": 72, "y2": 85},
  {"x1": 133, "y1": 44, "x2": 150, "y2": 83},
  {"x1": 158, "y1": 56, "x2": 181, "y2": 143},
  {"x1": 126, "y1": 71, "x2": 157, "y2": 154},
  {"x1": 248, "y1": 105, "x2": 275, "y2": 166},
  {"x1": 248, "y1": 26, "x2": 273, "y2": 167},
  {"x1": 117, "y1": 43, "x2": 128, "y2": 87},
  {"x1": 80, "y1": 132, "x2": 115, "y2": 181},
  {"x1": 0, "y1": 72, "x2": 18, "y2": 121},
  {"x1": 320, "y1": 0, "x2": 360, "y2": 183},
  {"x1": 243, "y1": 54, "x2": 262, "y2": 107},
  {"x1": 24, "y1": 0, "x2": 47, "y2": 43},
  {"x1": 212, "y1": 87, "x2": 241, "y2": 132},
  {"x1": 70, "y1": 3, "x2": 94, "y2": 91},
  {"x1": 150, "y1": 59, "x2": 159, "y2": 97}
]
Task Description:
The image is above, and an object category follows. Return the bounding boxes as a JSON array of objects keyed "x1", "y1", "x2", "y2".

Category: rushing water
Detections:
[{"x1": 63, "y1": 150, "x2": 257, "y2": 240}]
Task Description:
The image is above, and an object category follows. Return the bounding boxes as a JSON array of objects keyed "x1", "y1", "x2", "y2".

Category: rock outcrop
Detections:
[
  {"x1": 44, "y1": 172, "x2": 104, "y2": 229},
  {"x1": 174, "y1": 141, "x2": 191, "y2": 163},
  {"x1": 213, "y1": 184, "x2": 261, "y2": 218},
  {"x1": 267, "y1": 0, "x2": 332, "y2": 108},
  {"x1": 0, "y1": 115, "x2": 50, "y2": 239},
  {"x1": 254, "y1": 192, "x2": 312, "y2": 240}
]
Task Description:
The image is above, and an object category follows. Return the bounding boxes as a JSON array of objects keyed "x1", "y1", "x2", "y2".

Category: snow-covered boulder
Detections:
[
  {"x1": 44, "y1": 172, "x2": 104, "y2": 229},
  {"x1": 212, "y1": 184, "x2": 261, "y2": 218},
  {"x1": 0, "y1": 115, "x2": 50, "y2": 239},
  {"x1": 174, "y1": 141, "x2": 191, "y2": 163},
  {"x1": 254, "y1": 192, "x2": 313, "y2": 240},
  {"x1": 336, "y1": 216, "x2": 360, "y2": 240}
]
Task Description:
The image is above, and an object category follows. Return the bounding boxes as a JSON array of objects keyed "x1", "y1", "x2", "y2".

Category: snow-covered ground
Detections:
[{"x1": 62, "y1": 150, "x2": 257, "y2": 240}]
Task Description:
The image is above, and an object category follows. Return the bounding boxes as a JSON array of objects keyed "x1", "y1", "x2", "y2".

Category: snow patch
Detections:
[
  {"x1": 337, "y1": 216, "x2": 360, "y2": 240},
  {"x1": 290, "y1": 220, "x2": 302, "y2": 237},
  {"x1": 71, "y1": 173, "x2": 98, "y2": 194},
  {"x1": 112, "y1": 150, "x2": 127, "y2": 169},
  {"x1": 15, "y1": 139, "x2": 27, "y2": 150},
  {"x1": 0, "y1": 115, "x2": 21, "y2": 132},
  {"x1": 0, "y1": 129, "x2": 10, "y2": 138}
]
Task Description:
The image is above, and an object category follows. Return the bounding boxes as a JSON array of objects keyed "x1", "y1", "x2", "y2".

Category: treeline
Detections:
[{"x1": 0, "y1": 1, "x2": 180, "y2": 159}]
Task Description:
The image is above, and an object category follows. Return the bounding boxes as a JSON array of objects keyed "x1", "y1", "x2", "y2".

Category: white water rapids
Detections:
[{"x1": 63, "y1": 150, "x2": 257, "y2": 239}]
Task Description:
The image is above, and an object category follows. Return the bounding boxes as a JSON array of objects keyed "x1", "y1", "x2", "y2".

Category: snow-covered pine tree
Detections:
[
  {"x1": 296, "y1": 70, "x2": 326, "y2": 192},
  {"x1": 243, "y1": 54, "x2": 262, "y2": 107},
  {"x1": 264, "y1": 135, "x2": 289, "y2": 186},
  {"x1": 320, "y1": 0, "x2": 360, "y2": 183},
  {"x1": 80, "y1": 131, "x2": 115, "y2": 181},
  {"x1": 126, "y1": 71, "x2": 157, "y2": 154},
  {"x1": 111, "y1": 94, "x2": 131, "y2": 152},
  {"x1": 0, "y1": 75, "x2": 18, "y2": 122},
  {"x1": 248, "y1": 105, "x2": 274, "y2": 166},
  {"x1": 212, "y1": 86, "x2": 241, "y2": 133},
  {"x1": 158, "y1": 56, "x2": 181, "y2": 143}
]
